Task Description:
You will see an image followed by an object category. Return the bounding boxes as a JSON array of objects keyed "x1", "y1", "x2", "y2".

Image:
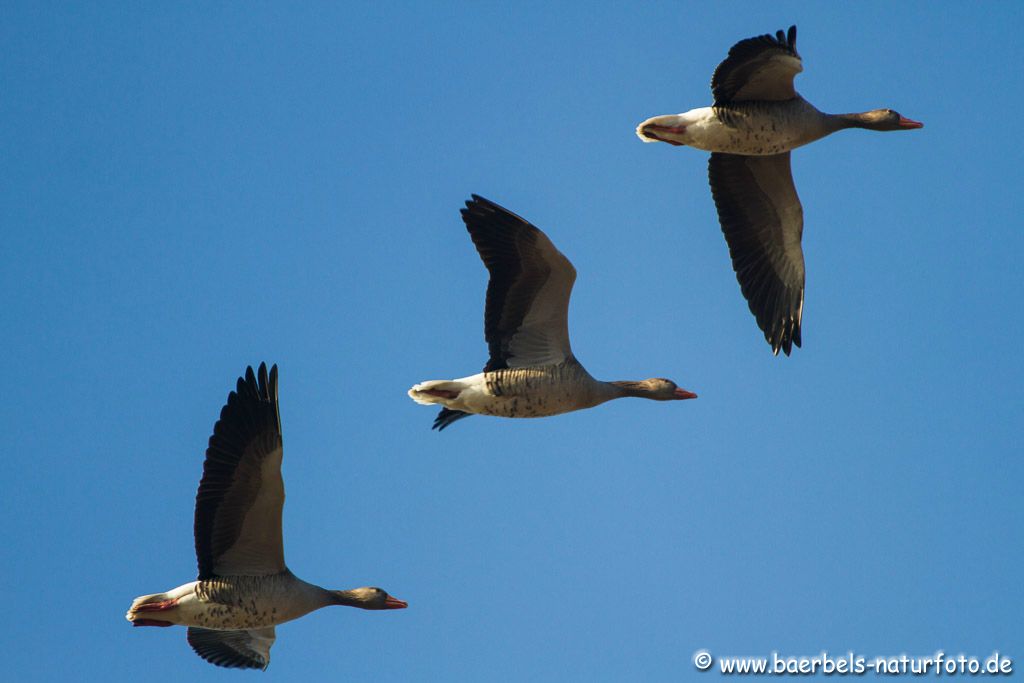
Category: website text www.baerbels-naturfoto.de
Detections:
[{"x1": 691, "y1": 649, "x2": 1013, "y2": 676}]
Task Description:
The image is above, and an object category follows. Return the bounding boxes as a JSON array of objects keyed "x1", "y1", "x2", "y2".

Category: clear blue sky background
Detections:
[{"x1": 3, "y1": 2, "x2": 1021, "y2": 681}]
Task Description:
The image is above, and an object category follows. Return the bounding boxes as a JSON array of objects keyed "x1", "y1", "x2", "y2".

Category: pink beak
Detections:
[
  {"x1": 674, "y1": 388, "x2": 698, "y2": 400},
  {"x1": 898, "y1": 116, "x2": 923, "y2": 129},
  {"x1": 384, "y1": 596, "x2": 409, "y2": 609}
]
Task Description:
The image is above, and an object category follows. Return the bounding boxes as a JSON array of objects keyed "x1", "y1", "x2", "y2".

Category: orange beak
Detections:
[
  {"x1": 898, "y1": 116, "x2": 923, "y2": 129},
  {"x1": 673, "y1": 388, "x2": 698, "y2": 400}
]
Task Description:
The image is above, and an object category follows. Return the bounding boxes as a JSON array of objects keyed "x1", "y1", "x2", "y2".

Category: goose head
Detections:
[
  {"x1": 333, "y1": 587, "x2": 408, "y2": 610},
  {"x1": 853, "y1": 109, "x2": 923, "y2": 131},
  {"x1": 611, "y1": 378, "x2": 698, "y2": 401}
]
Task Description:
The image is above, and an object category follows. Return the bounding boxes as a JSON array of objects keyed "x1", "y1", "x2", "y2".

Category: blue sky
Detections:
[{"x1": 3, "y1": 2, "x2": 1022, "y2": 680}]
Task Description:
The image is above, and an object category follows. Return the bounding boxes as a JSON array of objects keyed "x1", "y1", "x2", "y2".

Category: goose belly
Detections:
[
  {"x1": 684, "y1": 111, "x2": 805, "y2": 155},
  {"x1": 181, "y1": 577, "x2": 311, "y2": 630},
  {"x1": 181, "y1": 588, "x2": 279, "y2": 630},
  {"x1": 465, "y1": 367, "x2": 598, "y2": 418}
]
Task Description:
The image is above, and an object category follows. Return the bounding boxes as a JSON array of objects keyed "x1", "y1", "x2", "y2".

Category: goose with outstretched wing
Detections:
[
  {"x1": 409, "y1": 195, "x2": 697, "y2": 431},
  {"x1": 127, "y1": 364, "x2": 407, "y2": 670},
  {"x1": 637, "y1": 26, "x2": 922, "y2": 355}
]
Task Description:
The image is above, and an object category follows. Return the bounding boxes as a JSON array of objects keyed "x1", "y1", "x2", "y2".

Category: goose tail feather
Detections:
[{"x1": 407, "y1": 380, "x2": 466, "y2": 406}]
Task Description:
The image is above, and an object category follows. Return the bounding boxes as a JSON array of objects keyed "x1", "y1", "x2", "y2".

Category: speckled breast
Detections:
[
  {"x1": 705, "y1": 100, "x2": 827, "y2": 155},
  {"x1": 481, "y1": 363, "x2": 599, "y2": 418},
  {"x1": 191, "y1": 577, "x2": 289, "y2": 630}
]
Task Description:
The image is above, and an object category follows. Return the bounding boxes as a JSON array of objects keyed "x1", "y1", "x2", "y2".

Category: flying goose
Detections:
[
  {"x1": 408, "y1": 195, "x2": 697, "y2": 430},
  {"x1": 636, "y1": 25, "x2": 922, "y2": 355},
  {"x1": 127, "y1": 364, "x2": 407, "y2": 670}
]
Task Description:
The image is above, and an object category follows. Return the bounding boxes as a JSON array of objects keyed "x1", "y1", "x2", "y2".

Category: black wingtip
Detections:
[
  {"x1": 241, "y1": 363, "x2": 277, "y2": 401},
  {"x1": 772, "y1": 25, "x2": 796, "y2": 51},
  {"x1": 432, "y1": 407, "x2": 472, "y2": 432},
  {"x1": 462, "y1": 194, "x2": 530, "y2": 221},
  {"x1": 462, "y1": 194, "x2": 516, "y2": 224},
  {"x1": 465, "y1": 194, "x2": 498, "y2": 213},
  {"x1": 267, "y1": 364, "x2": 278, "y2": 400},
  {"x1": 242, "y1": 366, "x2": 255, "y2": 395},
  {"x1": 461, "y1": 194, "x2": 492, "y2": 225},
  {"x1": 460, "y1": 194, "x2": 537, "y2": 245},
  {"x1": 768, "y1": 322, "x2": 801, "y2": 356}
]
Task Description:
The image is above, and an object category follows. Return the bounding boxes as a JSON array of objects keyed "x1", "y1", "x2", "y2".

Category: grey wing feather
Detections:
[
  {"x1": 462, "y1": 195, "x2": 576, "y2": 371},
  {"x1": 708, "y1": 152, "x2": 805, "y2": 355},
  {"x1": 433, "y1": 407, "x2": 473, "y2": 431},
  {"x1": 187, "y1": 626, "x2": 276, "y2": 670},
  {"x1": 712, "y1": 25, "x2": 802, "y2": 104},
  {"x1": 194, "y1": 363, "x2": 286, "y2": 578}
]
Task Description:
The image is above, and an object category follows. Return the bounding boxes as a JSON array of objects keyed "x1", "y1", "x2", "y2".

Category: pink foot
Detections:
[
  {"x1": 135, "y1": 598, "x2": 179, "y2": 612},
  {"x1": 422, "y1": 389, "x2": 459, "y2": 399},
  {"x1": 642, "y1": 125, "x2": 687, "y2": 146}
]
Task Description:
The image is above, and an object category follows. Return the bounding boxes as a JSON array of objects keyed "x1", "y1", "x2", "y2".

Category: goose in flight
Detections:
[
  {"x1": 636, "y1": 25, "x2": 922, "y2": 355},
  {"x1": 127, "y1": 364, "x2": 407, "y2": 670},
  {"x1": 409, "y1": 195, "x2": 697, "y2": 431}
]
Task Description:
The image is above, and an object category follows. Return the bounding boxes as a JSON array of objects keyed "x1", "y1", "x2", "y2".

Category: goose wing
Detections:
[
  {"x1": 187, "y1": 626, "x2": 276, "y2": 670},
  {"x1": 194, "y1": 363, "x2": 285, "y2": 579},
  {"x1": 711, "y1": 25, "x2": 802, "y2": 104},
  {"x1": 433, "y1": 407, "x2": 472, "y2": 432},
  {"x1": 708, "y1": 152, "x2": 804, "y2": 355},
  {"x1": 462, "y1": 195, "x2": 577, "y2": 372}
]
